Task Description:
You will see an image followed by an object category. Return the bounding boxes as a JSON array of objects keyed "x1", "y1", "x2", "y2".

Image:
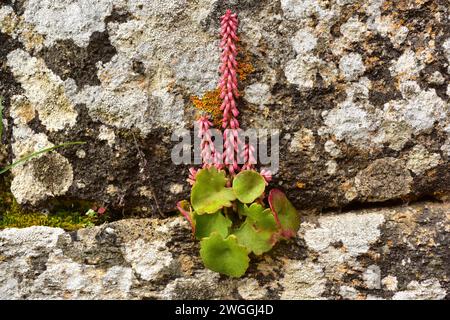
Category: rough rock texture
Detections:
[
  {"x1": 0, "y1": 0, "x2": 450, "y2": 215},
  {"x1": 0, "y1": 201, "x2": 447, "y2": 300}
]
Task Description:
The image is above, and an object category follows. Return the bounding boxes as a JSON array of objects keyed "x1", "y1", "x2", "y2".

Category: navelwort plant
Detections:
[{"x1": 177, "y1": 10, "x2": 300, "y2": 277}]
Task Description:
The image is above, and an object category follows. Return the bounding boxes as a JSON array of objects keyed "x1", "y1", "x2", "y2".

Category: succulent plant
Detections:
[{"x1": 178, "y1": 9, "x2": 300, "y2": 278}]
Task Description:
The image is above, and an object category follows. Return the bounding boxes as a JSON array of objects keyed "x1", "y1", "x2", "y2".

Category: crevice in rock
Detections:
[
  {"x1": 104, "y1": 7, "x2": 132, "y2": 24},
  {"x1": 322, "y1": 195, "x2": 444, "y2": 215},
  {"x1": 0, "y1": 31, "x2": 24, "y2": 169}
]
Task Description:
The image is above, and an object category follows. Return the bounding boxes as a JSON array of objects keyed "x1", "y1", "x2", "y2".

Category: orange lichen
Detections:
[
  {"x1": 236, "y1": 45, "x2": 255, "y2": 82},
  {"x1": 190, "y1": 47, "x2": 255, "y2": 127},
  {"x1": 296, "y1": 181, "x2": 306, "y2": 189},
  {"x1": 190, "y1": 88, "x2": 223, "y2": 127},
  {"x1": 237, "y1": 55, "x2": 255, "y2": 81}
]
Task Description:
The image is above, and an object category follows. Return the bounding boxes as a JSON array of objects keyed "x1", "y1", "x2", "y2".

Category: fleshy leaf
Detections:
[
  {"x1": 194, "y1": 211, "x2": 232, "y2": 240},
  {"x1": 200, "y1": 232, "x2": 249, "y2": 277},
  {"x1": 234, "y1": 221, "x2": 275, "y2": 255},
  {"x1": 268, "y1": 189, "x2": 300, "y2": 239},
  {"x1": 234, "y1": 203, "x2": 278, "y2": 255},
  {"x1": 191, "y1": 167, "x2": 236, "y2": 214},
  {"x1": 232, "y1": 170, "x2": 266, "y2": 203},
  {"x1": 177, "y1": 200, "x2": 195, "y2": 234},
  {"x1": 242, "y1": 203, "x2": 278, "y2": 231}
]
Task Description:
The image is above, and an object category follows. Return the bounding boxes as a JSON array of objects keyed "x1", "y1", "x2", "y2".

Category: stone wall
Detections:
[
  {"x1": 0, "y1": 0, "x2": 449, "y2": 300},
  {"x1": 0, "y1": 0, "x2": 449, "y2": 215},
  {"x1": 0, "y1": 202, "x2": 447, "y2": 299}
]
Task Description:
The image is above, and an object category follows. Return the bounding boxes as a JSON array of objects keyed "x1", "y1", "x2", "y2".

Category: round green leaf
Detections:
[
  {"x1": 191, "y1": 167, "x2": 236, "y2": 214},
  {"x1": 232, "y1": 170, "x2": 266, "y2": 203},
  {"x1": 234, "y1": 221, "x2": 275, "y2": 255},
  {"x1": 242, "y1": 203, "x2": 278, "y2": 231},
  {"x1": 234, "y1": 203, "x2": 278, "y2": 255},
  {"x1": 194, "y1": 211, "x2": 232, "y2": 240},
  {"x1": 200, "y1": 232, "x2": 249, "y2": 277}
]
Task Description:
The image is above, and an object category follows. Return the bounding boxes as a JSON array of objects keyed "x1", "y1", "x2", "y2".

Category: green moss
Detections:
[
  {"x1": 0, "y1": 178, "x2": 109, "y2": 231},
  {"x1": 0, "y1": 210, "x2": 99, "y2": 231}
]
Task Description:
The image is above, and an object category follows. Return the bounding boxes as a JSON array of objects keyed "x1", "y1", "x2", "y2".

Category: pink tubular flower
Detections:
[
  {"x1": 197, "y1": 115, "x2": 214, "y2": 166},
  {"x1": 219, "y1": 10, "x2": 240, "y2": 175},
  {"x1": 260, "y1": 169, "x2": 272, "y2": 185},
  {"x1": 197, "y1": 115, "x2": 223, "y2": 169},
  {"x1": 241, "y1": 143, "x2": 256, "y2": 171},
  {"x1": 187, "y1": 167, "x2": 198, "y2": 185},
  {"x1": 219, "y1": 9, "x2": 239, "y2": 130},
  {"x1": 223, "y1": 129, "x2": 239, "y2": 175}
]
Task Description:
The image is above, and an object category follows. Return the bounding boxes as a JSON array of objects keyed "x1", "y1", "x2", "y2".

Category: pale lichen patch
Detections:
[
  {"x1": 9, "y1": 95, "x2": 35, "y2": 125},
  {"x1": 284, "y1": 55, "x2": 338, "y2": 90},
  {"x1": 122, "y1": 239, "x2": 178, "y2": 282},
  {"x1": 322, "y1": 100, "x2": 381, "y2": 148},
  {"x1": 405, "y1": 145, "x2": 441, "y2": 175},
  {"x1": 280, "y1": 259, "x2": 326, "y2": 300},
  {"x1": 389, "y1": 49, "x2": 423, "y2": 82},
  {"x1": 22, "y1": 0, "x2": 113, "y2": 47},
  {"x1": 0, "y1": 5, "x2": 44, "y2": 52},
  {"x1": 304, "y1": 211, "x2": 385, "y2": 257},
  {"x1": 7, "y1": 49, "x2": 78, "y2": 132},
  {"x1": 98, "y1": 125, "x2": 116, "y2": 147},
  {"x1": 392, "y1": 279, "x2": 446, "y2": 300},
  {"x1": 382, "y1": 275, "x2": 398, "y2": 291},
  {"x1": 10, "y1": 152, "x2": 74, "y2": 205},
  {"x1": 291, "y1": 28, "x2": 317, "y2": 54},
  {"x1": 237, "y1": 278, "x2": 268, "y2": 300},
  {"x1": 244, "y1": 83, "x2": 272, "y2": 106},
  {"x1": 339, "y1": 52, "x2": 366, "y2": 81},
  {"x1": 289, "y1": 128, "x2": 315, "y2": 153}
]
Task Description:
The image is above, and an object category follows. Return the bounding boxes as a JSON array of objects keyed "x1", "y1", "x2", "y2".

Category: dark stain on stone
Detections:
[
  {"x1": 413, "y1": 164, "x2": 450, "y2": 200},
  {"x1": 0, "y1": 32, "x2": 24, "y2": 163},
  {"x1": 271, "y1": 237, "x2": 308, "y2": 261},
  {"x1": 330, "y1": 21, "x2": 342, "y2": 38},
  {"x1": 132, "y1": 59, "x2": 146, "y2": 75},
  {"x1": 44, "y1": 101, "x2": 190, "y2": 217},
  {"x1": 27, "y1": 111, "x2": 49, "y2": 135},
  {"x1": 331, "y1": 240, "x2": 344, "y2": 249},
  {"x1": 104, "y1": 8, "x2": 132, "y2": 24},
  {"x1": 57, "y1": 226, "x2": 128, "y2": 268},
  {"x1": 26, "y1": 252, "x2": 49, "y2": 280},
  {"x1": 364, "y1": 34, "x2": 402, "y2": 107},
  {"x1": 322, "y1": 280, "x2": 340, "y2": 299},
  {"x1": 199, "y1": 0, "x2": 270, "y2": 32},
  {"x1": 39, "y1": 31, "x2": 117, "y2": 88}
]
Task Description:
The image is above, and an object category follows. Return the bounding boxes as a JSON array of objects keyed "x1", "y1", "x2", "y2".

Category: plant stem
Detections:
[{"x1": 0, "y1": 141, "x2": 86, "y2": 174}]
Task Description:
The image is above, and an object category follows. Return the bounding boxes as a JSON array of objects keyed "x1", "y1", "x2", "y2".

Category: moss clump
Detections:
[
  {"x1": 0, "y1": 210, "x2": 101, "y2": 231},
  {"x1": 0, "y1": 181, "x2": 108, "y2": 231}
]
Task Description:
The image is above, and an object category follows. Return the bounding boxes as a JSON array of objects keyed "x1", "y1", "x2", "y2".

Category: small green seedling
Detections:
[{"x1": 0, "y1": 141, "x2": 86, "y2": 174}]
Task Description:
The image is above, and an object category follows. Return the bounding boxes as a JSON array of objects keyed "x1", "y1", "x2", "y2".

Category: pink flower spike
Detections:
[{"x1": 219, "y1": 9, "x2": 239, "y2": 133}]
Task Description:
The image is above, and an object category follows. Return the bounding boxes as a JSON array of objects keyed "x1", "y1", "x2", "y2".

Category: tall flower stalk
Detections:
[
  {"x1": 189, "y1": 9, "x2": 272, "y2": 181},
  {"x1": 219, "y1": 9, "x2": 241, "y2": 175},
  {"x1": 219, "y1": 9, "x2": 240, "y2": 130},
  {"x1": 179, "y1": 9, "x2": 300, "y2": 278}
]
